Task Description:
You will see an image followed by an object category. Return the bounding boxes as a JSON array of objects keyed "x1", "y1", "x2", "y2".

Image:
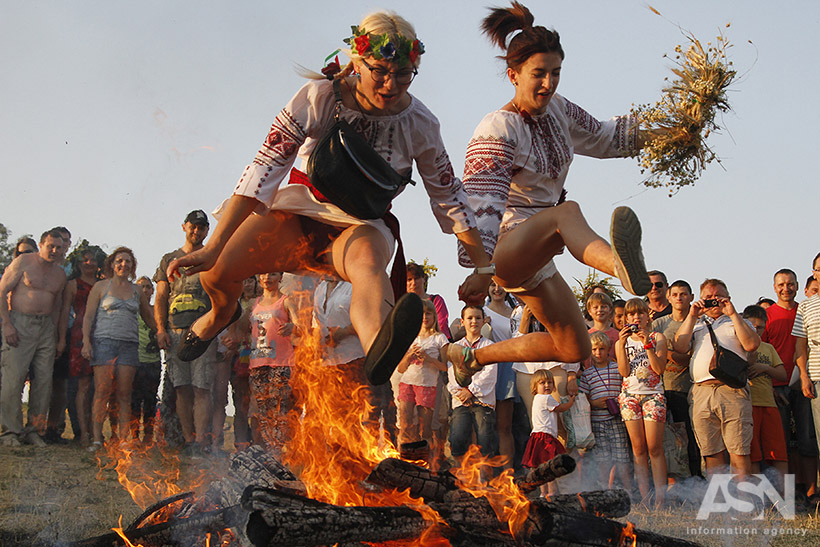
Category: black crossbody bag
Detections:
[
  {"x1": 704, "y1": 319, "x2": 749, "y2": 389},
  {"x1": 306, "y1": 79, "x2": 414, "y2": 219}
]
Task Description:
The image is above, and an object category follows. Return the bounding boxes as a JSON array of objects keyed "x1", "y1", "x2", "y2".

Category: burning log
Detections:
[
  {"x1": 365, "y1": 457, "x2": 460, "y2": 501},
  {"x1": 365, "y1": 454, "x2": 576, "y2": 503},
  {"x1": 241, "y1": 487, "x2": 431, "y2": 547},
  {"x1": 514, "y1": 454, "x2": 577, "y2": 494},
  {"x1": 66, "y1": 506, "x2": 242, "y2": 547}
]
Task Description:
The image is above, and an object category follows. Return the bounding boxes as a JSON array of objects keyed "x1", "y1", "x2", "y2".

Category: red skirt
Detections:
[{"x1": 521, "y1": 432, "x2": 566, "y2": 468}]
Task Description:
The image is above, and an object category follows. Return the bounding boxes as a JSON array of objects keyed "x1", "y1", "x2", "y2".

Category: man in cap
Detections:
[{"x1": 154, "y1": 210, "x2": 216, "y2": 456}]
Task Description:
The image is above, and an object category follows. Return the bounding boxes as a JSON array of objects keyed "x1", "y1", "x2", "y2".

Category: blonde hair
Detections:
[
  {"x1": 586, "y1": 292, "x2": 613, "y2": 312},
  {"x1": 589, "y1": 331, "x2": 611, "y2": 349},
  {"x1": 302, "y1": 11, "x2": 421, "y2": 80},
  {"x1": 623, "y1": 297, "x2": 650, "y2": 316},
  {"x1": 530, "y1": 368, "x2": 554, "y2": 396},
  {"x1": 420, "y1": 298, "x2": 441, "y2": 334}
]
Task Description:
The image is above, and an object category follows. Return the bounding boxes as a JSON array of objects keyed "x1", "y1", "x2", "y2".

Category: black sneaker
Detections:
[
  {"x1": 364, "y1": 293, "x2": 423, "y2": 385},
  {"x1": 177, "y1": 303, "x2": 242, "y2": 362}
]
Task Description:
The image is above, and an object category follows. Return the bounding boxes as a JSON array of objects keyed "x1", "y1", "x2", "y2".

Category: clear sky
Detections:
[{"x1": 2, "y1": 0, "x2": 816, "y2": 312}]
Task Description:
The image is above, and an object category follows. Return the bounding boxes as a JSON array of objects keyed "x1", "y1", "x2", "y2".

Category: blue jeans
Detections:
[{"x1": 449, "y1": 404, "x2": 497, "y2": 458}]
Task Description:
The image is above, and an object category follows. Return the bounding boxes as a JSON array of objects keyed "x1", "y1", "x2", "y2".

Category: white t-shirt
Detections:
[
  {"x1": 531, "y1": 393, "x2": 560, "y2": 436},
  {"x1": 401, "y1": 332, "x2": 448, "y2": 387},
  {"x1": 690, "y1": 315, "x2": 752, "y2": 383}
]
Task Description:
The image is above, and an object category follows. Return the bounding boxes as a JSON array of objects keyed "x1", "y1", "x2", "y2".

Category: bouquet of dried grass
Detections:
[{"x1": 632, "y1": 30, "x2": 736, "y2": 194}]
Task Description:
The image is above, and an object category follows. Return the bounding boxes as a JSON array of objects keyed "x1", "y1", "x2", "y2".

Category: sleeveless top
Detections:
[
  {"x1": 94, "y1": 281, "x2": 140, "y2": 342},
  {"x1": 250, "y1": 295, "x2": 294, "y2": 368},
  {"x1": 621, "y1": 334, "x2": 663, "y2": 395}
]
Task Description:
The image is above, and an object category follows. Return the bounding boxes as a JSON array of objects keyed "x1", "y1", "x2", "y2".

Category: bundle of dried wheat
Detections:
[{"x1": 633, "y1": 30, "x2": 736, "y2": 194}]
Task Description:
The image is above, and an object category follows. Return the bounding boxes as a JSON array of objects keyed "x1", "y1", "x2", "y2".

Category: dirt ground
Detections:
[{"x1": 3, "y1": 429, "x2": 820, "y2": 546}]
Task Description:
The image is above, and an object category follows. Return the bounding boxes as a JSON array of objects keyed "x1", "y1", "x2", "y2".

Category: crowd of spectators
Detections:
[{"x1": 2, "y1": 216, "x2": 820, "y2": 509}]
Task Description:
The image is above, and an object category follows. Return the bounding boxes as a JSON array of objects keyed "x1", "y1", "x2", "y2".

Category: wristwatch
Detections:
[{"x1": 473, "y1": 264, "x2": 496, "y2": 276}]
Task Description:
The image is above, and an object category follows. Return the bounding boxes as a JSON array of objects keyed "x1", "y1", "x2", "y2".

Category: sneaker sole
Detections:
[
  {"x1": 610, "y1": 207, "x2": 651, "y2": 296},
  {"x1": 364, "y1": 293, "x2": 424, "y2": 385}
]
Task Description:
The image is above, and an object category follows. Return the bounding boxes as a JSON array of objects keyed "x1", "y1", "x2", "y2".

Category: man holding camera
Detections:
[{"x1": 673, "y1": 278, "x2": 760, "y2": 478}]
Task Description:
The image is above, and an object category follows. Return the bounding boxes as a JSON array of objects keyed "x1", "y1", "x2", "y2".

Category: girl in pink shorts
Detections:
[
  {"x1": 616, "y1": 298, "x2": 668, "y2": 508},
  {"x1": 396, "y1": 299, "x2": 448, "y2": 447}
]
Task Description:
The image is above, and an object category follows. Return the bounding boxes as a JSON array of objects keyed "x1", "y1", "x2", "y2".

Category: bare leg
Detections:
[
  {"x1": 474, "y1": 273, "x2": 591, "y2": 366},
  {"x1": 728, "y1": 453, "x2": 752, "y2": 482},
  {"x1": 496, "y1": 399, "x2": 514, "y2": 470},
  {"x1": 397, "y1": 400, "x2": 417, "y2": 445},
  {"x1": 625, "y1": 419, "x2": 651, "y2": 503},
  {"x1": 329, "y1": 224, "x2": 393, "y2": 353},
  {"x1": 193, "y1": 387, "x2": 212, "y2": 446},
  {"x1": 76, "y1": 376, "x2": 92, "y2": 444},
  {"x1": 115, "y1": 365, "x2": 137, "y2": 441},
  {"x1": 493, "y1": 201, "x2": 618, "y2": 284},
  {"x1": 644, "y1": 419, "x2": 667, "y2": 507},
  {"x1": 195, "y1": 211, "x2": 331, "y2": 341},
  {"x1": 91, "y1": 366, "x2": 114, "y2": 444},
  {"x1": 418, "y1": 406, "x2": 434, "y2": 445},
  {"x1": 175, "y1": 385, "x2": 195, "y2": 444}
]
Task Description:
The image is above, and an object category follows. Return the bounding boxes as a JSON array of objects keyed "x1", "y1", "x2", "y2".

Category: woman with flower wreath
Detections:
[
  {"x1": 167, "y1": 11, "x2": 493, "y2": 385},
  {"x1": 447, "y1": 2, "x2": 657, "y2": 388}
]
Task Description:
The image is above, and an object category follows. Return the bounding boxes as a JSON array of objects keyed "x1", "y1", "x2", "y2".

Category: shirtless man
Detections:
[{"x1": 0, "y1": 229, "x2": 67, "y2": 446}]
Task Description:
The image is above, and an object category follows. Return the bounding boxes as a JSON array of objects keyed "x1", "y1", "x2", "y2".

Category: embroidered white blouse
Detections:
[
  {"x1": 228, "y1": 78, "x2": 475, "y2": 236},
  {"x1": 457, "y1": 95, "x2": 639, "y2": 266}
]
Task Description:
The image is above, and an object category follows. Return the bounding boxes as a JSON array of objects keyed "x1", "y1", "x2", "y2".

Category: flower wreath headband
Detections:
[{"x1": 322, "y1": 25, "x2": 425, "y2": 78}]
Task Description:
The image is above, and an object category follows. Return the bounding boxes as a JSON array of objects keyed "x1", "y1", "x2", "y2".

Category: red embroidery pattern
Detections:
[
  {"x1": 255, "y1": 109, "x2": 305, "y2": 167},
  {"x1": 463, "y1": 136, "x2": 515, "y2": 199},
  {"x1": 530, "y1": 115, "x2": 571, "y2": 179},
  {"x1": 563, "y1": 98, "x2": 602, "y2": 135}
]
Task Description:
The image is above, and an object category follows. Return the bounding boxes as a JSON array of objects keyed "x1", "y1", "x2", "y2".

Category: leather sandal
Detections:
[
  {"x1": 364, "y1": 293, "x2": 423, "y2": 385},
  {"x1": 177, "y1": 302, "x2": 242, "y2": 362}
]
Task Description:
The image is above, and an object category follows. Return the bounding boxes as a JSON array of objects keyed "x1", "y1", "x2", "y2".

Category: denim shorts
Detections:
[{"x1": 92, "y1": 337, "x2": 140, "y2": 367}]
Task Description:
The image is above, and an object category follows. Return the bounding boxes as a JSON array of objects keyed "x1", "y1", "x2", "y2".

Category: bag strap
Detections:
[
  {"x1": 331, "y1": 78, "x2": 343, "y2": 122},
  {"x1": 703, "y1": 318, "x2": 721, "y2": 352}
]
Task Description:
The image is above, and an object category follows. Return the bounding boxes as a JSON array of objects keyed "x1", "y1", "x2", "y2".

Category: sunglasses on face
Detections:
[{"x1": 652, "y1": 281, "x2": 665, "y2": 289}]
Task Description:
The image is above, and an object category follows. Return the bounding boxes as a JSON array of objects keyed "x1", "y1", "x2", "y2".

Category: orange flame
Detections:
[
  {"x1": 452, "y1": 445, "x2": 531, "y2": 538},
  {"x1": 112, "y1": 515, "x2": 144, "y2": 547},
  {"x1": 576, "y1": 492, "x2": 587, "y2": 512},
  {"x1": 620, "y1": 521, "x2": 637, "y2": 547}
]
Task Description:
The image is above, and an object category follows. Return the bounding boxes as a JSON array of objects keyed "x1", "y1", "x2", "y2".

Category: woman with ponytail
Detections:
[
  {"x1": 167, "y1": 11, "x2": 493, "y2": 386},
  {"x1": 448, "y1": 3, "x2": 656, "y2": 389}
]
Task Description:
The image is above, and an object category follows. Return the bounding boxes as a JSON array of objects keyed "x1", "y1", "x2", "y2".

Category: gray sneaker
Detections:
[
  {"x1": 23, "y1": 432, "x2": 46, "y2": 447},
  {"x1": 610, "y1": 207, "x2": 651, "y2": 296},
  {"x1": 0, "y1": 435, "x2": 21, "y2": 447}
]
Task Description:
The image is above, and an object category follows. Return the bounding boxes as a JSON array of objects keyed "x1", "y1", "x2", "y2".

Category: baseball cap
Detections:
[{"x1": 184, "y1": 210, "x2": 209, "y2": 226}]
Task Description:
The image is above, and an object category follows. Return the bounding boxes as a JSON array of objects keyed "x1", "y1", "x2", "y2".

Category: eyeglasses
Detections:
[
  {"x1": 361, "y1": 59, "x2": 417, "y2": 85},
  {"x1": 651, "y1": 281, "x2": 666, "y2": 289}
]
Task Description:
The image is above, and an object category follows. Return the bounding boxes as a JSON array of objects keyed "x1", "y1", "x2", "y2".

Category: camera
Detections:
[
  {"x1": 703, "y1": 298, "x2": 720, "y2": 308},
  {"x1": 628, "y1": 323, "x2": 640, "y2": 333}
]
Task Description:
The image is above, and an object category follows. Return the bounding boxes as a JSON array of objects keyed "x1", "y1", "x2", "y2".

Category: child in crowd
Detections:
[
  {"x1": 522, "y1": 369, "x2": 576, "y2": 497},
  {"x1": 616, "y1": 298, "x2": 667, "y2": 507},
  {"x1": 447, "y1": 306, "x2": 497, "y2": 470},
  {"x1": 397, "y1": 299, "x2": 449, "y2": 447},
  {"x1": 743, "y1": 305, "x2": 789, "y2": 484},
  {"x1": 579, "y1": 331, "x2": 633, "y2": 492},
  {"x1": 613, "y1": 299, "x2": 627, "y2": 331},
  {"x1": 586, "y1": 293, "x2": 619, "y2": 362},
  {"x1": 229, "y1": 272, "x2": 297, "y2": 456}
]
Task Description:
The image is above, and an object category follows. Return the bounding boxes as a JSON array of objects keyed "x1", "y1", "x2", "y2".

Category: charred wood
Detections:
[
  {"x1": 515, "y1": 454, "x2": 577, "y2": 494},
  {"x1": 241, "y1": 487, "x2": 430, "y2": 547}
]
